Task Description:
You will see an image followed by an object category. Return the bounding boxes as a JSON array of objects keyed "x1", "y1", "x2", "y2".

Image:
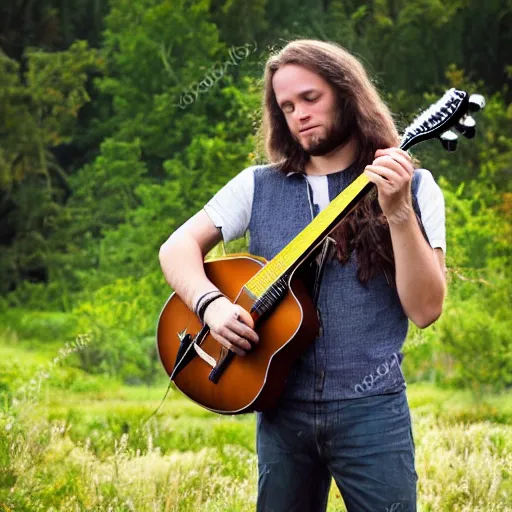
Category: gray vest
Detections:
[{"x1": 248, "y1": 164, "x2": 423, "y2": 401}]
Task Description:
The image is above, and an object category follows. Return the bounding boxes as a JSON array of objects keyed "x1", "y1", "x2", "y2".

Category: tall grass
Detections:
[
  {"x1": 1, "y1": 381, "x2": 511, "y2": 511},
  {"x1": 1, "y1": 336, "x2": 511, "y2": 511}
]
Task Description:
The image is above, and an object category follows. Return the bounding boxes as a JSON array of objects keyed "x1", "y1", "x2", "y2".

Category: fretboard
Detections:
[{"x1": 245, "y1": 173, "x2": 372, "y2": 298}]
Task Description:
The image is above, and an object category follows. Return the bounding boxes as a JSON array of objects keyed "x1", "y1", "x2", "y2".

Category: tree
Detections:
[{"x1": 0, "y1": 41, "x2": 102, "y2": 293}]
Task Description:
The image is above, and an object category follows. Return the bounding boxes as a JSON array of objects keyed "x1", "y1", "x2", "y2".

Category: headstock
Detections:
[{"x1": 399, "y1": 88, "x2": 486, "y2": 152}]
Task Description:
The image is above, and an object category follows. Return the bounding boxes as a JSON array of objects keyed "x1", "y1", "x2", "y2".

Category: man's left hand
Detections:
[{"x1": 364, "y1": 148, "x2": 415, "y2": 224}]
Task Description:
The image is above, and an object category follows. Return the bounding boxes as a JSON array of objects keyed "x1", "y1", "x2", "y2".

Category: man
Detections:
[{"x1": 159, "y1": 40, "x2": 446, "y2": 512}]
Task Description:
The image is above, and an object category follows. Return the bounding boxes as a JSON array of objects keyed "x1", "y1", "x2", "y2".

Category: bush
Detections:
[{"x1": 73, "y1": 271, "x2": 168, "y2": 384}]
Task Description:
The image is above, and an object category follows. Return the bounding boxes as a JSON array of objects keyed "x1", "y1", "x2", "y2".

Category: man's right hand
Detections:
[{"x1": 202, "y1": 297, "x2": 259, "y2": 356}]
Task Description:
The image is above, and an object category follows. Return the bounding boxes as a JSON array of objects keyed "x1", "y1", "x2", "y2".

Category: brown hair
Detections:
[{"x1": 261, "y1": 39, "x2": 401, "y2": 284}]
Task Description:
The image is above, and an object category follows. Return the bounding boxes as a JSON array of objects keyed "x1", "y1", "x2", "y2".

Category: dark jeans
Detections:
[{"x1": 256, "y1": 390, "x2": 417, "y2": 512}]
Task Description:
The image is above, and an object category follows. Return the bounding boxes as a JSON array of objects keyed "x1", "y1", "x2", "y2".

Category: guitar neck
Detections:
[
  {"x1": 245, "y1": 173, "x2": 373, "y2": 298},
  {"x1": 244, "y1": 88, "x2": 481, "y2": 299}
]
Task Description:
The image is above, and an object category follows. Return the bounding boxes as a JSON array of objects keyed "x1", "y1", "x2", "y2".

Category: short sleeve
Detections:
[
  {"x1": 415, "y1": 169, "x2": 446, "y2": 254},
  {"x1": 203, "y1": 166, "x2": 255, "y2": 243}
]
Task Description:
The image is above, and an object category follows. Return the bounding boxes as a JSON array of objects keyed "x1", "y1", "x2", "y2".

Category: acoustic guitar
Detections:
[{"x1": 157, "y1": 89, "x2": 485, "y2": 415}]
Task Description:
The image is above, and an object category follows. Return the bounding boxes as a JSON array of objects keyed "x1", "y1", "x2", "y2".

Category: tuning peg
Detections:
[
  {"x1": 462, "y1": 115, "x2": 476, "y2": 127},
  {"x1": 455, "y1": 114, "x2": 476, "y2": 139},
  {"x1": 440, "y1": 130, "x2": 458, "y2": 151},
  {"x1": 468, "y1": 94, "x2": 486, "y2": 112}
]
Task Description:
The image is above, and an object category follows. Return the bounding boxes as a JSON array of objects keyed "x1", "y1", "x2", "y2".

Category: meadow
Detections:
[{"x1": 1, "y1": 330, "x2": 511, "y2": 512}]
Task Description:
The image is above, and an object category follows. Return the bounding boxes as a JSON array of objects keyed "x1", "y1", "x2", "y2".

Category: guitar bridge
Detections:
[{"x1": 170, "y1": 324, "x2": 209, "y2": 380}]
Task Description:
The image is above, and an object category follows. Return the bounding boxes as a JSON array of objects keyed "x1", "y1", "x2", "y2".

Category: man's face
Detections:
[{"x1": 272, "y1": 64, "x2": 343, "y2": 156}]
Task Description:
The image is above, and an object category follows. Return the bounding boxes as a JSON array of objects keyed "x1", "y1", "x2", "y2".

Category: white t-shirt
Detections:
[{"x1": 204, "y1": 166, "x2": 446, "y2": 253}]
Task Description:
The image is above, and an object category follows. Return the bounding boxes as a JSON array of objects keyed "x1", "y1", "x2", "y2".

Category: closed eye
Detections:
[{"x1": 280, "y1": 94, "x2": 320, "y2": 113}]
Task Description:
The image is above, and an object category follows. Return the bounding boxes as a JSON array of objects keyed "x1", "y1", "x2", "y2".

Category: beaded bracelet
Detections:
[
  {"x1": 197, "y1": 292, "x2": 226, "y2": 325},
  {"x1": 193, "y1": 289, "x2": 221, "y2": 316}
]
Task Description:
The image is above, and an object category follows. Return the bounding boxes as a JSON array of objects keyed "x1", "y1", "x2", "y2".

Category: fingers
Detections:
[
  {"x1": 365, "y1": 165, "x2": 398, "y2": 183},
  {"x1": 375, "y1": 147, "x2": 413, "y2": 164},
  {"x1": 209, "y1": 305, "x2": 259, "y2": 356},
  {"x1": 364, "y1": 166, "x2": 390, "y2": 188},
  {"x1": 212, "y1": 331, "x2": 248, "y2": 357},
  {"x1": 365, "y1": 148, "x2": 415, "y2": 220},
  {"x1": 232, "y1": 307, "x2": 259, "y2": 343},
  {"x1": 200, "y1": 295, "x2": 260, "y2": 356},
  {"x1": 365, "y1": 151, "x2": 414, "y2": 191},
  {"x1": 209, "y1": 321, "x2": 249, "y2": 352},
  {"x1": 372, "y1": 156, "x2": 410, "y2": 179},
  {"x1": 230, "y1": 320, "x2": 259, "y2": 345},
  {"x1": 375, "y1": 148, "x2": 414, "y2": 176},
  {"x1": 212, "y1": 324, "x2": 257, "y2": 356},
  {"x1": 364, "y1": 165, "x2": 408, "y2": 192},
  {"x1": 234, "y1": 305, "x2": 256, "y2": 330}
]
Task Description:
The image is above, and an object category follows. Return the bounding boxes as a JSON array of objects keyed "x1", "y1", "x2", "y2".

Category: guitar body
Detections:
[{"x1": 157, "y1": 254, "x2": 319, "y2": 414}]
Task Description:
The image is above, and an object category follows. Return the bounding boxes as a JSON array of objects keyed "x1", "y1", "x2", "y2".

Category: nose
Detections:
[{"x1": 296, "y1": 107, "x2": 310, "y2": 123}]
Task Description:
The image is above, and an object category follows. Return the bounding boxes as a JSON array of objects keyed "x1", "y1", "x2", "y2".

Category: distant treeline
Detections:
[{"x1": 0, "y1": 0, "x2": 510, "y2": 393}]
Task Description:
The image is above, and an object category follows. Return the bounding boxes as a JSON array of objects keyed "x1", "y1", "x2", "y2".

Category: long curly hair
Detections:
[{"x1": 261, "y1": 39, "x2": 401, "y2": 285}]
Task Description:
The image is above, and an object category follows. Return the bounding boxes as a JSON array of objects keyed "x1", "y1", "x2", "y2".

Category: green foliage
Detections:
[
  {"x1": 0, "y1": 309, "x2": 77, "y2": 345},
  {"x1": 437, "y1": 272, "x2": 512, "y2": 397},
  {"x1": 0, "y1": 331, "x2": 93, "y2": 405},
  {"x1": 47, "y1": 138, "x2": 149, "y2": 292},
  {"x1": 98, "y1": 0, "x2": 225, "y2": 156},
  {"x1": 441, "y1": 179, "x2": 511, "y2": 396},
  {"x1": 0, "y1": 40, "x2": 103, "y2": 294},
  {"x1": 0, "y1": 181, "x2": 59, "y2": 295},
  {"x1": 0, "y1": 0, "x2": 510, "y2": 390},
  {"x1": 443, "y1": 179, "x2": 511, "y2": 270},
  {"x1": 72, "y1": 271, "x2": 168, "y2": 384},
  {"x1": 0, "y1": 40, "x2": 102, "y2": 189},
  {"x1": 402, "y1": 178, "x2": 512, "y2": 397}
]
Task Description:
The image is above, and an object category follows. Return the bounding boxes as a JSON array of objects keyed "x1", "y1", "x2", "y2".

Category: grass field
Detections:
[{"x1": 1, "y1": 338, "x2": 511, "y2": 511}]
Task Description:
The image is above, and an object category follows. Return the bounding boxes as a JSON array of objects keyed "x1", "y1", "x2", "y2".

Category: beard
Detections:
[{"x1": 295, "y1": 107, "x2": 353, "y2": 157}]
